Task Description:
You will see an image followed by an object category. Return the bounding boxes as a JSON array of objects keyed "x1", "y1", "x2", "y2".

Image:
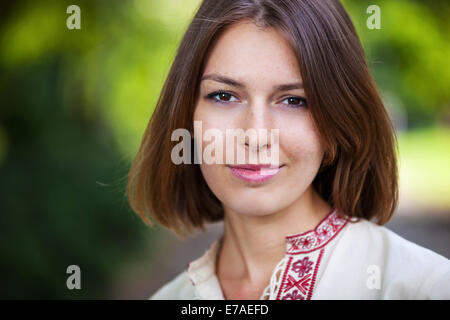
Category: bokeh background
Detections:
[{"x1": 0, "y1": 0, "x2": 449, "y2": 299}]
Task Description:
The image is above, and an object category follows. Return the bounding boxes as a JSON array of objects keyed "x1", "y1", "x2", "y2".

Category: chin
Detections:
[{"x1": 226, "y1": 195, "x2": 286, "y2": 217}]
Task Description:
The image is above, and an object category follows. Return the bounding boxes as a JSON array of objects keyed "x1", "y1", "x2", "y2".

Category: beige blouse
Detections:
[{"x1": 149, "y1": 209, "x2": 450, "y2": 300}]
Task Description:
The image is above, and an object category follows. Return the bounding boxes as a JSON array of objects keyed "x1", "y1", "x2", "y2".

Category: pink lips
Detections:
[{"x1": 227, "y1": 164, "x2": 284, "y2": 183}]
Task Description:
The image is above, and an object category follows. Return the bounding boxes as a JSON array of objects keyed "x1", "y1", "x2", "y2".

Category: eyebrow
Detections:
[{"x1": 200, "y1": 74, "x2": 303, "y2": 91}]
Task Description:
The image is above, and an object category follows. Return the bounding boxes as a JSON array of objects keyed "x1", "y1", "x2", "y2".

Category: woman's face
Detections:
[{"x1": 193, "y1": 21, "x2": 325, "y2": 217}]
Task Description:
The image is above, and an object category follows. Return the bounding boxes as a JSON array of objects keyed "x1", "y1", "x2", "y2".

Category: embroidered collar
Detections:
[
  {"x1": 285, "y1": 207, "x2": 350, "y2": 254},
  {"x1": 187, "y1": 207, "x2": 351, "y2": 299},
  {"x1": 267, "y1": 208, "x2": 351, "y2": 300}
]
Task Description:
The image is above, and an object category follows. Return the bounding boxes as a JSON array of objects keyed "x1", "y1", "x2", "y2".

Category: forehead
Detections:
[{"x1": 202, "y1": 21, "x2": 303, "y2": 86}]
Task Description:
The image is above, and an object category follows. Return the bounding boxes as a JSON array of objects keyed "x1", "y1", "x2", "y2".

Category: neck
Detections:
[{"x1": 217, "y1": 186, "x2": 332, "y2": 286}]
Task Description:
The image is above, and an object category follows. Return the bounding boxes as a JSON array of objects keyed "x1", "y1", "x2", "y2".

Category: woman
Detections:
[{"x1": 127, "y1": 0, "x2": 450, "y2": 299}]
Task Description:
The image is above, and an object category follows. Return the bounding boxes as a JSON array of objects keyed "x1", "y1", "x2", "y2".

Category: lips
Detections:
[
  {"x1": 227, "y1": 164, "x2": 284, "y2": 183},
  {"x1": 227, "y1": 164, "x2": 280, "y2": 170}
]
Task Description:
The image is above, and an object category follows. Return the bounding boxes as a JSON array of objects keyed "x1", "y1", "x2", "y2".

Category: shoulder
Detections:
[
  {"x1": 148, "y1": 270, "x2": 196, "y2": 300},
  {"x1": 348, "y1": 218, "x2": 449, "y2": 267},
  {"x1": 344, "y1": 218, "x2": 450, "y2": 299}
]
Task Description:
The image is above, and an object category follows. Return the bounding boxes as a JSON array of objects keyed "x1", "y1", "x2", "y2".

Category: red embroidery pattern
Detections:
[
  {"x1": 284, "y1": 274, "x2": 311, "y2": 294},
  {"x1": 277, "y1": 248, "x2": 325, "y2": 300},
  {"x1": 276, "y1": 208, "x2": 349, "y2": 300},
  {"x1": 292, "y1": 257, "x2": 313, "y2": 277},
  {"x1": 286, "y1": 208, "x2": 348, "y2": 255},
  {"x1": 282, "y1": 290, "x2": 304, "y2": 300},
  {"x1": 307, "y1": 249, "x2": 324, "y2": 300}
]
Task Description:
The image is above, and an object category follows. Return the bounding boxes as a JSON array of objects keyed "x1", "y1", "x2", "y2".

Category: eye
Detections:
[
  {"x1": 281, "y1": 96, "x2": 308, "y2": 108},
  {"x1": 205, "y1": 91, "x2": 239, "y2": 104}
]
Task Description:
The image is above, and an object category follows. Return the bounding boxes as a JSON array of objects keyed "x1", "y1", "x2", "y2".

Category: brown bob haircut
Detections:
[{"x1": 127, "y1": 0, "x2": 399, "y2": 237}]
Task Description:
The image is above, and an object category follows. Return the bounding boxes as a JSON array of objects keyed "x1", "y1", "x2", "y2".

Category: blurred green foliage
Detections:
[
  {"x1": 343, "y1": 0, "x2": 450, "y2": 127},
  {"x1": 398, "y1": 126, "x2": 450, "y2": 209},
  {"x1": 0, "y1": 0, "x2": 449, "y2": 298}
]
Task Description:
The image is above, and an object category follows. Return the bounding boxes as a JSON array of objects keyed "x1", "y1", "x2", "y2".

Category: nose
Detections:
[{"x1": 242, "y1": 98, "x2": 272, "y2": 152}]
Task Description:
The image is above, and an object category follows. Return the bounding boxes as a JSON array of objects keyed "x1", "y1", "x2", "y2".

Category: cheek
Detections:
[
  {"x1": 193, "y1": 103, "x2": 230, "y2": 195},
  {"x1": 278, "y1": 113, "x2": 324, "y2": 165},
  {"x1": 283, "y1": 131, "x2": 324, "y2": 162},
  {"x1": 193, "y1": 102, "x2": 237, "y2": 162}
]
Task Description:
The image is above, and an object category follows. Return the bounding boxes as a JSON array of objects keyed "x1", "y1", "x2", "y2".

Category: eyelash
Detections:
[{"x1": 204, "y1": 90, "x2": 308, "y2": 108}]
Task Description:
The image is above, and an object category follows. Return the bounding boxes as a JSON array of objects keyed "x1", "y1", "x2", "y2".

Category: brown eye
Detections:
[
  {"x1": 205, "y1": 91, "x2": 239, "y2": 104},
  {"x1": 281, "y1": 96, "x2": 308, "y2": 108},
  {"x1": 218, "y1": 92, "x2": 232, "y2": 101}
]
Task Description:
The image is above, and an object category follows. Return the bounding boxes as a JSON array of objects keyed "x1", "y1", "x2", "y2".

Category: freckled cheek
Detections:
[
  {"x1": 195, "y1": 122, "x2": 232, "y2": 154},
  {"x1": 193, "y1": 105, "x2": 239, "y2": 156},
  {"x1": 280, "y1": 128, "x2": 324, "y2": 164}
]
